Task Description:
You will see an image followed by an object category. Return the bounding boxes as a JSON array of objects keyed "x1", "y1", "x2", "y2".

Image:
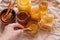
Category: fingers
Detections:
[
  {"x1": 15, "y1": 29, "x2": 23, "y2": 33},
  {"x1": 3, "y1": 23, "x2": 24, "y2": 39},
  {"x1": 5, "y1": 23, "x2": 24, "y2": 30},
  {"x1": 10, "y1": 23, "x2": 24, "y2": 28}
]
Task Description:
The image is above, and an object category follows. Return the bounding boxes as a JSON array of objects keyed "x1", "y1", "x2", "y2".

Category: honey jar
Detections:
[
  {"x1": 38, "y1": 14, "x2": 54, "y2": 31},
  {"x1": 17, "y1": 0, "x2": 31, "y2": 12},
  {"x1": 17, "y1": 11, "x2": 30, "y2": 27},
  {"x1": 39, "y1": 1, "x2": 48, "y2": 19},
  {"x1": 25, "y1": 21, "x2": 38, "y2": 35},
  {"x1": 30, "y1": 5, "x2": 40, "y2": 21}
]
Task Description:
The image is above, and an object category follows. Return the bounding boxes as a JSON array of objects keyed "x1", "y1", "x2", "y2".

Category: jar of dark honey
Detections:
[{"x1": 17, "y1": 11, "x2": 30, "y2": 27}]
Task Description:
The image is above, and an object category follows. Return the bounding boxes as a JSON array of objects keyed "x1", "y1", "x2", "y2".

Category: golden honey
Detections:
[
  {"x1": 41, "y1": 24, "x2": 53, "y2": 31},
  {"x1": 39, "y1": 1, "x2": 48, "y2": 19},
  {"x1": 39, "y1": 1, "x2": 48, "y2": 14},
  {"x1": 39, "y1": 14, "x2": 54, "y2": 31},
  {"x1": 26, "y1": 21, "x2": 38, "y2": 35},
  {"x1": 17, "y1": 0, "x2": 31, "y2": 12},
  {"x1": 30, "y1": 5, "x2": 40, "y2": 21},
  {"x1": 39, "y1": 20, "x2": 53, "y2": 31},
  {"x1": 44, "y1": 14, "x2": 54, "y2": 23}
]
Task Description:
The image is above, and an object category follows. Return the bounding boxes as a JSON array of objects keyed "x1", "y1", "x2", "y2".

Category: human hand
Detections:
[{"x1": 0, "y1": 23, "x2": 24, "y2": 40}]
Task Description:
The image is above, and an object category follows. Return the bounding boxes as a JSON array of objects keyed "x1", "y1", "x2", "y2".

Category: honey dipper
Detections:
[
  {"x1": 14, "y1": 27, "x2": 32, "y2": 31},
  {"x1": 1, "y1": 0, "x2": 16, "y2": 22},
  {"x1": 23, "y1": 27, "x2": 32, "y2": 31}
]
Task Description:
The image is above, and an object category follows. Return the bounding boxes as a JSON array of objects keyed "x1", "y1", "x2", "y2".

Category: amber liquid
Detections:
[
  {"x1": 39, "y1": 2, "x2": 48, "y2": 14},
  {"x1": 25, "y1": 20, "x2": 38, "y2": 35}
]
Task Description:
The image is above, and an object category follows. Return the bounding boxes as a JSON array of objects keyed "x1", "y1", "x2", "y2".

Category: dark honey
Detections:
[
  {"x1": 1, "y1": 9, "x2": 16, "y2": 24},
  {"x1": 17, "y1": 12, "x2": 28, "y2": 20},
  {"x1": 17, "y1": 11, "x2": 30, "y2": 27}
]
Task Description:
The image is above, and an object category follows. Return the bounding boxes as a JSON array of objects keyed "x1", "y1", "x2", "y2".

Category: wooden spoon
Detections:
[{"x1": 1, "y1": 0, "x2": 16, "y2": 22}]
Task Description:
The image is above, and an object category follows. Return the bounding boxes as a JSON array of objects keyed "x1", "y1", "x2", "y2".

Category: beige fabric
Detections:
[{"x1": 0, "y1": 0, "x2": 60, "y2": 40}]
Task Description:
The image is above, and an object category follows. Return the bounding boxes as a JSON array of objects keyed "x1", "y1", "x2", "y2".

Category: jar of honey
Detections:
[
  {"x1": 25, "y1": 21, "x2": 38, "y2": 35},
  {"x1": 30, "y1": 5, "x2": 40, "y2": 21},
  {"x1": 17, "y1": 0, "x2": 31, "y2": 12},
  {"x1": 38, "y1": 14, "x2": 54, "y2": 31},
  {"x1": 39, "y1": 1, "x2": 48, "y2": 19},
  {"x1": 17, "y1": 11, "x2": 30, "y2": 27}
]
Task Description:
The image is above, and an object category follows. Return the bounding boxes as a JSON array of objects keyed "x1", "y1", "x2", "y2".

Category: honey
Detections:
[
  {"x1": 17, "y1": 11, "x2": 30, "y2": 27},
  {"x1": 1, "y1": 12, "x2": 12, "y2": 22},
  {"x1": 42, "y1": 14, "x2": 54, "y2": 23},
  {"x1": 17, "y1": 0, "x2": 31, "y2": 12},
  {"x1": 26, "y1": 22, "x2": 38, "y2": 35},
  {"x1": 39, "y1": 1, "x2": 48, "y2": 14},
  {"x1": 39, "y1": 1, "x2": 48, "y2": 19},
  {"x1": 1, "y1": 1, "x2": 16, "y2": 23},
  {"x1": 39, "y1": 14, "x2": 54, "y2": 31},
  {"x1": 1, "y1": 9, "x2": 15, "y2": 23},
  {"x1": 17, "y1": 12, "x2": 28, "y2": 20},
  {"x1": 30, "y1": 5, "x2": 40, "y2": 21},
  {"x1": 0, "y1": 9, "x2": 16, "y2": 32},
  {"x1": 41, "y1": 24, "x2": 53, "y2": 31},
  {"x1": 39, "y1": 20, "x2": 53, "y2": 31}
]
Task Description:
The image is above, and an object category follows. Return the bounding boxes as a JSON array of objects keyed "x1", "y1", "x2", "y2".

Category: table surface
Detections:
[{"x1": 0, "y1": 0, "x2": 60, "y2": 40}]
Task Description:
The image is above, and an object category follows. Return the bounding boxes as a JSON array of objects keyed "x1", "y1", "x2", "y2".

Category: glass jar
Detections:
[
  {"x1": 39, "y1": 1, "x2": 48, "y2": 19},
  {"x1": 17, "y1": 0, "x2": 31, "y2": 12},
  {"x1": 30, "y1": 3, "x2": 40, "y2": 21},
  {"x1": 25, "y1": 21, "x2": 38, "y2": 35},
  {"x1": 39, "y1": 1, "x2": 48, "y2": 14},
  {"x1": 17, "y1": 11, "x2": 30, "y2": 27},
  {"x1": 38, "y1": 14, "x2": 54, "y2": 32}
]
